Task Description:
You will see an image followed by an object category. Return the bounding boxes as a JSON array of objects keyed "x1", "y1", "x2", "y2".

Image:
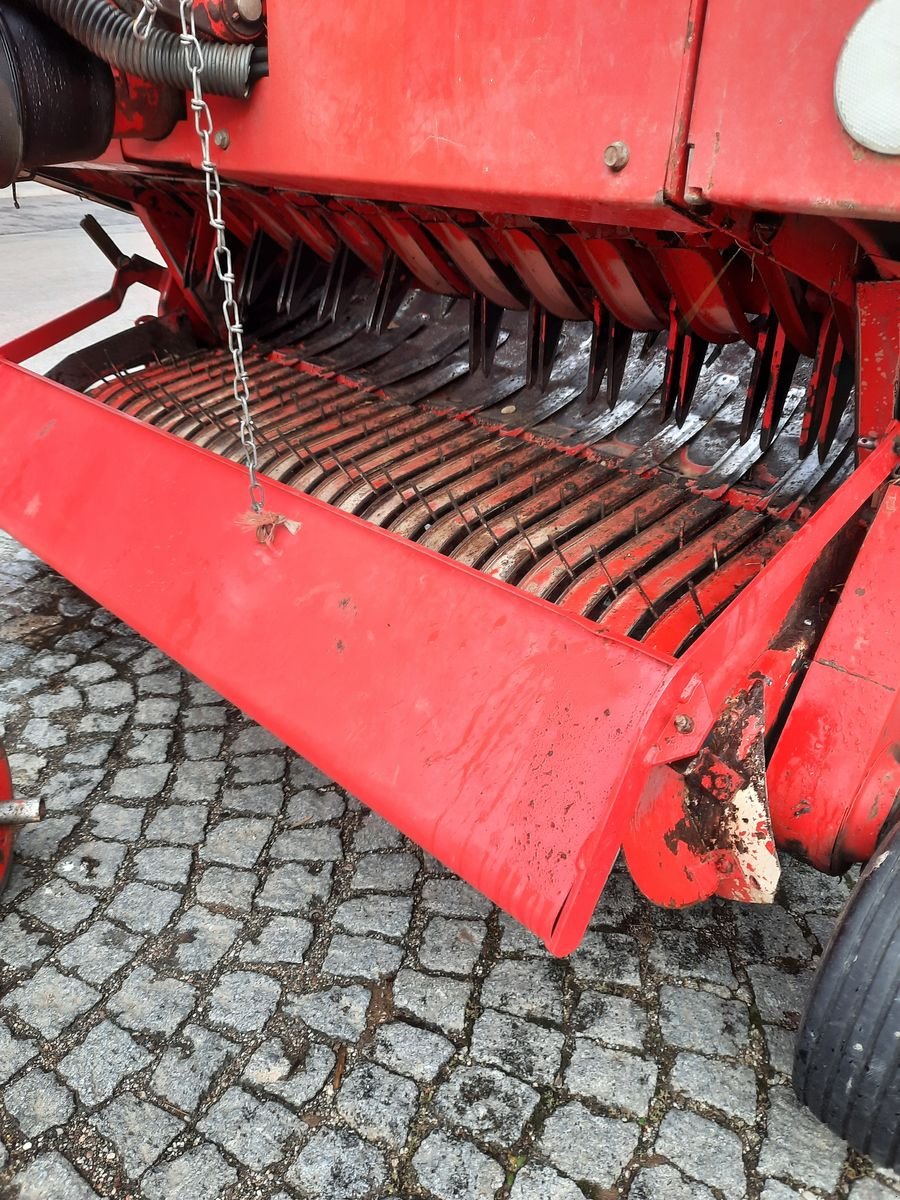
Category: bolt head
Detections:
[
  {"x1": 603, "y1": 141, "x2": 630, "y2": 172},
  {"x1": 235, "y1": 0, "x2": 263, "y2": 19},
  {"x1": 674, "y1": 714, "x2": 694, "y2": 734},
  {"x1": 214, "y1": 129, "x2": 231, "y2": 150}
]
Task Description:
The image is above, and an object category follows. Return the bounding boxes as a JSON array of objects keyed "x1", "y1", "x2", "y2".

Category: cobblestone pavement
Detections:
[
  {"x1": 2, "y1": 547, "x2": 900, "y2": 1200},
  {"x1": 1, "y1": 193, "x2": 899, "y2": 1200}
]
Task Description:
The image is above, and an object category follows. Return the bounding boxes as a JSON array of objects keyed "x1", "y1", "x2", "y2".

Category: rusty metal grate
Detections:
[{"x1": 87, "y1": 338, "x2": 797, "y2": 657}]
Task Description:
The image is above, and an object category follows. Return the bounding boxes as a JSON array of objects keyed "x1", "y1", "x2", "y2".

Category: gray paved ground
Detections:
[{"x1": 1, "y1": 185, "x2": 900, "y2": 1200}]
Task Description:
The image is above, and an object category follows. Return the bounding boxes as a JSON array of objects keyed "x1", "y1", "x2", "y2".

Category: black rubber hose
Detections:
[{"x1": 24, "y1": 0, "x2": 255, "y2": 98}]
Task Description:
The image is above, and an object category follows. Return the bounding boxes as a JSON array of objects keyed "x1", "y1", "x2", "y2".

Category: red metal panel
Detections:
[
  {"x1": 769, "y1": 483, "x2": 900, "y2": 870},
  {"x1": 857, "y1": 281, "x2": 900, "y2": 447},
  {"x1": 116, "y1": 1, "x2": 697, "y2": 222},
  {"x1": 685, "y1": 0, "x2": 900, "y2": 220},
  {"x1": 0, "y1": 358, "x2": 676, "y2": 953}
]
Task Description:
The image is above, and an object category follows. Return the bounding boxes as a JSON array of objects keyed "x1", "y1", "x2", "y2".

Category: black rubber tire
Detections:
[{"x1": 794, "y1": 822, "x2": 900, "y2": 1168}]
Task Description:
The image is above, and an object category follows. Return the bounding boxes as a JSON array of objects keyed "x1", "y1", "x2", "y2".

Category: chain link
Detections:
[
  {"x1": 133, "y1": 0, "x2": 159, "y2": 41},
  {"x1": 172, "y1": 0, "x2": 265, "y2": 512}
]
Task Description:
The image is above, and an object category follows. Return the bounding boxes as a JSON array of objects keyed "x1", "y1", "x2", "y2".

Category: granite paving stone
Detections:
[
  {"x1": 350, "y1": 851, "x2": 420, "y2": 893},
  {"x1": 393, "y1": 968, "x2": 472, "y2": 1035},
  {"x1": 670, "y1": 1051, "x2": 758, "y2": 1123},
  {"x1": 324, "y1": 933, "x2": 404, "y2": 979},
  {"x1": 11, "y1": 1153, "x2": 100, "y2": 1200},
  {"x1": 19, "y1": 876, "x2": 98, "y2": 931},
  {"x1": 200, "y1": 816, "x2": 273, "y2": 867},
  {"x1": 198, "y1": 1086, "x2": 299, "y2": 1170},
  {"x1": 57, "y1": 1020, "x2": 152, "y2": 1105},
  {"x1": 108, "y1": 965, "x2": 197, "y2": 1034},
  {"x1": 335, "y1": 1061, "x2": 419, "y2": 1147},
  {"x1": 658, "y1": 984, "x2": 749, "y2": 1057},
  {"x1": 170, "y1": 905, "x2": 240, "y2": 972},
  {"x1": 565, "y1": 1040, "x2": 657, "y2": 1117},
  {"x1": 104, "y1": 881, "x2": 181, "y2": 934},
  {"x1": 419, "y1": 916, "x2": 487, "y2": 975},
  {"x1": 141, "y1": 1142, "x2": 238, "y2": 1200},
  {"x1": 286, "y1": 984, "x2": 372, "y2": 1041},
  {"x1": 89, "y1": 1093, "x2": 184, "y2": 1177},
  {"x1": 655, "y1": 1108, "x2": 748, "y2": 1200},
  {"x1": 287, "y1": 1127, "x2": 387, "y2": 1199},
  {"x1": 0, "y1": 1022, "x2": 37, "y2": 1084},
  {"x1": 539, "y1": 1102, "x2": 640, "y2": 1190},
  {"x1": 207, "y1": 970, "x2": 281, "y2": 1032},
  {"x1": 2, "y1": 965, "x2": 99, "y2": 1039},
  {"x1": 372, "y1": 1020, "x2": 455, "y2": 1081},
  {"x1": 244, "y1": 1039, "x2": 335, "y2": 1108},
  {"x1": 758, "y1": 1086, "x2": 849, "y2": 1194},
  {"x1": 510, "y1": 1164, "x2": 589, "y2": 1199},
  {"x1": 151, "y1": 1023, "x2": 237, "y2": 1110},
  {"x1": 195, "y1": 864, "x2": 258, "y2": 909},
  {"x1": 55, "y1": 920, "x2": 143, "y2": 984},
  {"x1": 412, "y1": 1130, "x2": 504, "y2": 1200},
  {"x1": 481, "y1": 959, "x2": 564, "y2": 1022},
  {"x1": 287, "y1": 787, "x2": 345, "y2": 823},
  {"x1": 4, "y1": 1067, "x2": 74, "y2": 1136},
  {"x1": 572, "y1": 990, "x2": 647, "y2": 1050},
  {"x1": 471, "y1": 1008, "x2": 564, "y2": 1086},
  {"x1": 436, "y1": 1064, "x2": 540, "y2": 1144},
  {"x1": 335, "y1": 894, "x2": 413, "y2": 940}
]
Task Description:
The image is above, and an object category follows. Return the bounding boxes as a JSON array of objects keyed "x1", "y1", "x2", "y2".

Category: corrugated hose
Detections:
[{"x1": 24, "y1": 0, "x2": 266, "y2": 97}]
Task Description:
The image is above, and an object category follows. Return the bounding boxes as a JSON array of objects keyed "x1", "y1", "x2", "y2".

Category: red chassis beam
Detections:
[{"x1": 0, "y1": 337, "x2": 897, "y2": 950}]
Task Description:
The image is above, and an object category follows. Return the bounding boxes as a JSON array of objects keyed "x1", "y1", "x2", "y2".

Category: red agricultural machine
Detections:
[{"x1": 1, "y1": 0, "x2": 899, "y2": 1166}]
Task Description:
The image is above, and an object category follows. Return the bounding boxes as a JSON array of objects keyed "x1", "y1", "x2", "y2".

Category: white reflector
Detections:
[{"x1": 835, "y1": 0, "x2": 900, "y2": 155}]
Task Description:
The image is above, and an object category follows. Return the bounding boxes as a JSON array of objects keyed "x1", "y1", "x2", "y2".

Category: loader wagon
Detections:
[{"x1": 0, "y1": 0, "x2": 899, "y2": 1167}]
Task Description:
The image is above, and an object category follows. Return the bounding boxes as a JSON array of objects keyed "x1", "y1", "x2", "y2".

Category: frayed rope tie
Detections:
[{"x1": 237, "y1": 509, "x2": 301, "y2": 547}]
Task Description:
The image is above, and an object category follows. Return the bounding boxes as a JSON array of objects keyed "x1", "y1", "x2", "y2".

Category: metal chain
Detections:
[
  {"x1": 135, "y1": 0, "x2": 264, "y2": 511},
  {"x1": 133, "y1": 0, "x2": 159, "y2": 41}
]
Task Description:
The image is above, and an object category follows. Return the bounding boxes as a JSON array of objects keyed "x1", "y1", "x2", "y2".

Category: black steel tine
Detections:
[
  {"x1": 368, "y1": 252, "x2": 412, "y2": 335},
  {"x1": 585, "y1": 302, "x2": 611, "y2": 404},
  {"x1": 606, "y1": 319, "x2": 634, "y2": 409},
  {"x1": 411, "y1": 481, "x2": 437, "y2": 518},
  {"x1": 513, "y1": 514, "x2": 539, "y2": 561},
  {"x1": 348, "y1": 455, "x2": 381, "y2": 493},
  {"x1": 447, "y1": 488, "x2": 473, "y2": 534},
  {"x1": 381, "y1": 464, "x2": 406, "y2": 502},
  {"x1": 629, "y1": 572, "x2": 660, "y2": 620},
  {"x1": 687, "y1": 580, "x2": 709, "y2": 629},
  {"x1": 526, "y1": 301, "x2": 564, "y2": 392},
  {"x1": 590, "y1": 546, "x2": 619, "y2": 596},
  {"x1": 472, "y1": 501, "x2": 501, "y2": 548},
  {"x1": 294, "y1": 433, "x2": 326, "y2": 472},
  {"x1": 329, "y1": 444, "x2": 354, "y2": 480},
  {"x1": 741, "y1": 311, "x2": 776, "y2": 443},
  {"x1": 549, "y1": 533, "x2": 576, "y2": 581}
]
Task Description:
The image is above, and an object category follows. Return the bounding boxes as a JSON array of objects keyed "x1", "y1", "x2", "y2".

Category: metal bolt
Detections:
[
  {"x1": 674, "y1": 714, "x2": 694, "y2": 734},
  {"x1": 214, "y1": 129, "x2": 231, "y2": 150},
  {"x1": 0, "y1": 796, "x2": 44, "y2": 826},
  {"x1": 603, "y1": 141, "x2": 630, "y2": 172},
  {"x1": 500, "y1": 404, "x2": 517, "y2": 415},
  {"x1": 858, "y1": 435, "x2": 876, "y2": 449},
  {"x1": 235, "y1": 0, "x2": 263, "y2": 19}
]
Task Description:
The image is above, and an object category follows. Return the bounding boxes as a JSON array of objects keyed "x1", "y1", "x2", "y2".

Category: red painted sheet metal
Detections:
[
  {"x1": 0, "y1": 359, "x2": 674, "y2": 953},
  {"x1": 769, "y1": 483, "x2": 900, "y2": 871},
  {"x1": 685, "y1": 0, "x2": 900, "y2": 220},
  {"x1": 115, "y1": 1, "x2": 698, "y2": 223}
]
